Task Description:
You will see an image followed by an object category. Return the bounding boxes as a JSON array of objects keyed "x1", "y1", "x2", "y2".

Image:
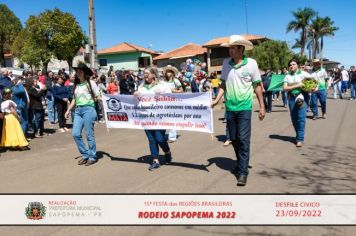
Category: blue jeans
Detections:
[
  {"x1": 144, "y1": 129, "x2": 170, "y2": 158},
  {"x1": 282, "y1": 91, "x2": 288, "y2": 107},
  {"x1": 213, "y1": 87, "x2": 219, "y2": 98},
  {"x1": 333, "y1": 81, "x2": 343, "y2": 98},
  {"x1": 72, "y1": 106, "x2": 97, "y2": 161},
  {"x1": 17, "y1": 106, "x2": 28, "y2": 136},
  {"x1": 47, "y1": 97, "x2": 58, "y2": 123},
  {"x1": 33, "y1": 109, "x2": 45, "y2": 135},
  {"x1": 311, "y1": 90, "x2": 326, "y2": 117},
  {"x1": 288, "y1": 95, "x2": 307, "y2": 142},
  {"x1": 341, "y1": 81, "x2": 348, "y2": 93},
  {"x1": 263, "y1": 91, "x2": 273, "y2": 112},
  {"x1": 226, "y1": 110, "x2": 251, "y2": 177},
  {"x1": 350, "y1": 84, "x2": 356, "y2": 99},
  {"x1": 224, "y1": 111, "x2": 231, "y2": 141}
]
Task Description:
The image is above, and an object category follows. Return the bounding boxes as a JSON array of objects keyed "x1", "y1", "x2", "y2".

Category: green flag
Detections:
[{"x1": 268, "y1": 74, "x2": 286, "y2": 91}]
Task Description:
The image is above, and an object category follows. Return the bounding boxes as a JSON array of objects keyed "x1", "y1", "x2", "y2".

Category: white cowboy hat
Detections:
[
  {"x1": 163, "y1": 65, "x2": 179, "y2": 76},
  {"x1": 221, "y1": 35, "x2": 253, "y2": 50},
  {"x1": 312, "y1": 59, "x2": 322, "y2": 64}
]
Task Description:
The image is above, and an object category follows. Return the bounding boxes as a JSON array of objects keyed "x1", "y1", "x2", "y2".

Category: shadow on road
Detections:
[
  {"x1": 257, "y1": 145, "x2": 356, "y2": 192},
  {"x1": 97, "y1": 151, "x2": 209, "y2": 172},
  {"x1": 269, "y1": 134, "x2": 295, "y2": 143},
  {"x1": 204, "y1": 157, "x2": 236, "y2": 171}
]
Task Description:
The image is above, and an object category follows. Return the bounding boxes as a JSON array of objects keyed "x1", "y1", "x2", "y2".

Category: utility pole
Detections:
[
  {"x1": 88, "y1": 0, "x2": 97, "y2": 69},
  {"x1": 244, "y1": 0, "x2": 249, "y2": 34}
]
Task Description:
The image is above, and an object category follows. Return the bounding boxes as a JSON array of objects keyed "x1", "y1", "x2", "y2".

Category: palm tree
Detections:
[
  {"x1": 291, "y1": 37, "x2": 302, "y2": 50},
  {"x1": 286, "y1": 7, "x2": 316, "y2": 57},
  {"x1": 308, "y1": 16, "x2": 339, "y2": 59}
]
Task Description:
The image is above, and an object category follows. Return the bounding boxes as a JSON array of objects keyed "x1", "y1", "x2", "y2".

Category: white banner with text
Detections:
[
  {"x1": 102, "y1": 93, "x2": 213, "y2": 133},
  {"x1": 1, "y1": 195, "x2": 355, "y2": 225}
]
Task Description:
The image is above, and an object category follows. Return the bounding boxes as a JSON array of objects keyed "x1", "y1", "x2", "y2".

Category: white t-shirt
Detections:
[
  {"x1": 1, "y1": 100, "x2": 17, "y2": 113},
  {"x1": 138, "y1": 81, "x2": 172, "y2": 95},
  {"x1": 341, "y1": 70, "x2": 349, "y2": 81}
]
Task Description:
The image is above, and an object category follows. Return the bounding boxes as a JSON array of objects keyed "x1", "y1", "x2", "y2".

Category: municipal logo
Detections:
[
  {"x1": 25, "y1": 202, "x2": 46, "y2": 220},
  {"x1": 107, "y1": 98, "x2": 122, "y2": 111}
]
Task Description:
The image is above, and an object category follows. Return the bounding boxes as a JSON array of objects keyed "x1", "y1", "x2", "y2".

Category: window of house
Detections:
[
  {"x1": 99, "y1": 59, "x2": 107, "y2": 66},
  {"x1": 138, "y1": 57, "x2": 151, "y2": 68}
]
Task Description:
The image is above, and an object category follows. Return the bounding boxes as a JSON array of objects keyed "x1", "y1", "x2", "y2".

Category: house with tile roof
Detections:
[
  {"x1": 203, "y1": 34, "x2": 269, "y2": 73},
  {"x1": 153, "y1": 43, "x2": 207, "y2": 69},
  {"x1": 97, "y1": 42, "x2": 159, "y2": 71}
]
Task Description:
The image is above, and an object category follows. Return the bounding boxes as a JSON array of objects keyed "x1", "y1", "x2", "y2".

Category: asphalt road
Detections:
[{"x1": 1, "y1": 92, "x2": 355, "y2": 235}]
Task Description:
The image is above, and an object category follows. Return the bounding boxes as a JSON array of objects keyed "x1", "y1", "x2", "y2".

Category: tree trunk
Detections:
[
  {"x1": 43, "y1": 62, "x2": 48, "y2": 74},
  {"x1": 0, "y1": 48, "x2": 5, "y2": 67},
  {"x1": 67, "y1": 57, "x2": 73, "y2": 74},
  {"x1": 300, "y1": 29, "x2": 305, "y2": 57}
]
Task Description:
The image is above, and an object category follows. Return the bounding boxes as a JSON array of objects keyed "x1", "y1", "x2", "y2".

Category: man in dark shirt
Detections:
[{"x1": 350, "y1": 66, "x2": 356, "y2": 100}]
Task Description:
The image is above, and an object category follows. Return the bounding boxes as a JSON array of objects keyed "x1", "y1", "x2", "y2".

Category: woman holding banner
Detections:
[
  {"x1": 283, "y1": 59, "x2": 310, "y2": 148},
  {"x1": 135, "y1": 67, "x2": 172, "y2": 171},
  {"x1": 65, "y1": 63, "x2": 100, "y2": 166}
]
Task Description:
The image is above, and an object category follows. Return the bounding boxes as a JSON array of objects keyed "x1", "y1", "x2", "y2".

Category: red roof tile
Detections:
[
  {"x1": 153, "y1": 43, "x2": 206, "y2": 61},
  {"x1": 203, "y1": 34, "x2": 268, "y2": 47},
  {"x1": 97, "y1": 42, "x2": 157, "y2": 55}
]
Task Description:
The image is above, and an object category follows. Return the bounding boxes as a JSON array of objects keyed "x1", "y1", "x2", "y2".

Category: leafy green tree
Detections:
[
  {"x1": 286, "y1": 7, "x2": 316, "y2": 57},
  {"x1": 25, "y1": 8, "x2": 86, "y2": 72},
  {"x1": 308, "y1": 16, "x2": 338, "y2": 59},
  {"x1": 0, "y1": 4, "x2": 22, "y2": 66},
  {"x1": 246, "y1": 40, "x2": 295, "y2": 72},
  {"x1": 12, "y1": 29, "x2": 50, "y2": 71}
]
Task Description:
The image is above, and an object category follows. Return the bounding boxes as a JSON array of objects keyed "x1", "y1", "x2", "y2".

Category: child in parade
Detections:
[{"x1": 0, "y1": 88, "x2": 29, "y2": 150}]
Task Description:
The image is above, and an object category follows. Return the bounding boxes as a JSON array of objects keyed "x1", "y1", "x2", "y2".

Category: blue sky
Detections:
[{"x1": 2, "y1": 0, "x2": 356, "y2": 67}]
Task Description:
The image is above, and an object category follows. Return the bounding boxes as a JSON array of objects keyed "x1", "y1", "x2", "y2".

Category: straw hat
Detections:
[
  {"x1": 221, "y1": 35, "x2": 254, "y2": 50},
  {"x1": 163, "y1": 65, "x2": 179, "y2": 76},
  {"x1": 312, "y1": 59, "x2": 322, "y2": 64}
]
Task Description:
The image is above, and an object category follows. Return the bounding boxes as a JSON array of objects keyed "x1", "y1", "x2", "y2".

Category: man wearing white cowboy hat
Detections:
[
  {"x1": 310, "y1": 59, "x2": 328, "y2": 120},
  {"x1": 212, "y1": 35, "x2": 265, "y2": 186}
]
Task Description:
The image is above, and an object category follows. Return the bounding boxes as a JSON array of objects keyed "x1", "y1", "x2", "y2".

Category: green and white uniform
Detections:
[
  {"x1": 283, "y1": 69, "x2": 310, "y2": 95},
  {"x1": 311, "y1": 68, "x2": 328, "y2": 90},
  {"x1": 221, "y1": 56, "x2": 261, "y2": 111}
]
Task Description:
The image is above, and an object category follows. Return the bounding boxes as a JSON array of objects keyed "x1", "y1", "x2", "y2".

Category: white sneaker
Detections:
[{"x1": 223, "y1": 140, "x2": 232, "y2": 146}]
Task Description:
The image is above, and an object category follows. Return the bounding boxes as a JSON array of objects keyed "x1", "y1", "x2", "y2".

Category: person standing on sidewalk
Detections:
[
  {"x1": 283, "y1": 58, "x2": 311, "y2": 148},
  {"x1": 65, "y1": 63, "x2": 100, "y2": 166},
  {"x1": 212, "y1": 35, "x2": 265, "y2": 186},
  {"x1": 310, "y1": 59, "x2": 328, "y2": 120}
]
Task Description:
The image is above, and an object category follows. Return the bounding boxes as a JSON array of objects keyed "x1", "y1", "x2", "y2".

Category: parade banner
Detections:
[
  {"x1": 102, "y1": 93, "x2": 213, "y2": 133},
  {"x1": 1, "y1": 195, "x2": 355, "y2": 225}
]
